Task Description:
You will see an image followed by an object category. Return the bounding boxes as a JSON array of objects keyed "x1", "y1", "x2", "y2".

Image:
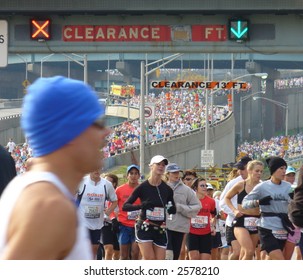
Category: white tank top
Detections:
[{"x1": 0, "y1": 171, "x2": 93, "y2": 260}]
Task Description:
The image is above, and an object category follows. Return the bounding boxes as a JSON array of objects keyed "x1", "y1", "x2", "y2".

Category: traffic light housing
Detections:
[
  {"x1": 228, "y1": 19, "x2": 249, "y2": 42},
  {"x1": 30, "y1": 19, "x2": 51, "y2": 41}
]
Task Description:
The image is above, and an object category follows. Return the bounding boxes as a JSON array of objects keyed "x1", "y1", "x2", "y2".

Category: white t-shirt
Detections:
[
  {"x1": 77, "y1": 176, "x2": 117, "y2": 230},
  {"x1": 6, "y1": 141, "x2": 16, "y2": 153}
]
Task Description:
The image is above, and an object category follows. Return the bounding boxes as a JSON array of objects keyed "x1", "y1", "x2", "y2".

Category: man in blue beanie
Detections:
[{"x1": 0, "y1": 76, "x2": 111, "y2": 259}]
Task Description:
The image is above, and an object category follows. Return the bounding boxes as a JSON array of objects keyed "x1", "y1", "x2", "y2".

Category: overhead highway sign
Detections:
[{"x1": 0, "y1": 20, "x2": 8, "y2": 67}]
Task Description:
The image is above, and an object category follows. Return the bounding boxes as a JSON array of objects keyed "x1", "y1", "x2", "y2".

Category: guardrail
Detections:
[
  {"x1": 287, "y1": 155, "x2": 303, "y2": 169},
  {"x1": 0, "y1": 114, "x2": 22, "y2": 121},
  {"x1": 0, "y1": 99, "x2": 23, "y2": 109}
]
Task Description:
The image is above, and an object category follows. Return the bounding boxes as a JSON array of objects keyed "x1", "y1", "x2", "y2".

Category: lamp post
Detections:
[
  {"x1": 16, "y1": 54, "x2": 28, "y2": 81},
  {"x1": 226, "y1": 72, "x2": 268, "y2": 112},
  {"x1": 140, "y1": 53, "x2": 183, "y2": 177},
  {"x1": 40, "y1": 53, "x2": 88, "y2": 83},
  {"x1": 253, "y1": 96, "x2": 288, "y2": 136},
  {"x1": 107, "y1": 55, "x2": 110, "y2": 96},
  {"x1": 61, "y1": 53, "x2": 88, "y2": 84},
  {"x1": 210, "y1": 72, "x2": 268, "y2": 110},
  {"x1": 240, "y1": 91, "x2": 265, "y2": 143},
  {"x1": 207, "y1": 72, "x2": 268, "y2": 149},
  {"x1": 40, "y1": 53, "x2": 55, "y2": 77}
]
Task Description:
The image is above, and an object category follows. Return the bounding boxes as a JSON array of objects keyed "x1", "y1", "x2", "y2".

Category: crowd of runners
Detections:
[{"x1": 0, "y1": 76, "x2": 303, "y2": 260}]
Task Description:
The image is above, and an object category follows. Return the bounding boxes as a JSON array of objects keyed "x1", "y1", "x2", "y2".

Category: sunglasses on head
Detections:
[{"x1": 184, "y1": 177, "x2": 194, "y2": 181}]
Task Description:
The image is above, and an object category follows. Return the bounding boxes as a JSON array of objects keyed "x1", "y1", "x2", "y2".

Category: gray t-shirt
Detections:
[{"x1": 242, "y1": 179, "x2": 292, "y2": 231}]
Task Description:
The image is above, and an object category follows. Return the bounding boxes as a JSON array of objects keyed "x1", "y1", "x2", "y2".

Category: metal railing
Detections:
[{"x1": 0, "y1": 114, "x2": 21, "y2": 121}]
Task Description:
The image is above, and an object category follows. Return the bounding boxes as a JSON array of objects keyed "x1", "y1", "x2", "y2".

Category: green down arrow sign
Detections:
[{"x1": 229, "y1": 19, "x2": 249, "y2": 41}]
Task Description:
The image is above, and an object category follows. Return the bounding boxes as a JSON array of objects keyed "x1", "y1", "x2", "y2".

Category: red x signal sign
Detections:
[{"x1": 30, "y1": 19, "x2": 51, "y2": 40}]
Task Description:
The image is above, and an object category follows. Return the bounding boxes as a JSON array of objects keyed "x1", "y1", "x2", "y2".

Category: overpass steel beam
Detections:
[
  {"x1": 7, "y1": 14, "x2": 303, "y2": 54},
  {"x1": 1, "y1": 0, "x2": 303, "y2": 14}
]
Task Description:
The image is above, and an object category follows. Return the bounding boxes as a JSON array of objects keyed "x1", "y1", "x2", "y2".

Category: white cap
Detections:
[
  {"x1": 149, "y1": 155, "x2": 169, "y2": 166},
  {"x1": 286, "y1": 166, "x2": 296, "y2": 175},
  {"x1": 206, "y1": 183, "x2": 214, "y2": 190}
]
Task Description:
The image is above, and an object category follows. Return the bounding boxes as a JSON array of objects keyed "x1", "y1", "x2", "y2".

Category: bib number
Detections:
[
  {"x1": 272, "y1": 229, "x2": 288, "y2": 240},
  {"x1": 84, "y1": 205, "x2": 101, "y2": 219},
  {"x1": 146, "y1": 207, "x2": 165, "y2": 221},
  {"x1": 127, "y1": 210, "x2": 140, "y2": 220},
  {"x1": 244, "y1": 217, "x2": 258, "y2": 231},
  {"x1": 191, "y1": 215, "x2": 209, "y2": 228}
]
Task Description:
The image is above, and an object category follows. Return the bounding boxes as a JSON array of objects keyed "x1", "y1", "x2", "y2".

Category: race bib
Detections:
[
  {"x1": 191, "y1": 215, "x2": 208, "y2": 228},
  {"x1": 127, "y1": 210, "x2": 140, "y2": 220},
  {"x1": 272, "y1": 229, "x2": 288, "y2": 240},
  {"x1": 244, "y1": 217, "x2": 258, "y2": 231},
  {"x1": 146, "y1": 207, "x2": 165, "y2": 221},
  {"x1": 84, "y1": 205, "x2": 101, "y2": 219}
]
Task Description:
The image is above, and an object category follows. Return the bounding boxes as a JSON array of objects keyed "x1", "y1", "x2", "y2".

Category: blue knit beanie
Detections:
[{"x1": 21, "y1": 76, "x2": 105, "y2": 157}]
